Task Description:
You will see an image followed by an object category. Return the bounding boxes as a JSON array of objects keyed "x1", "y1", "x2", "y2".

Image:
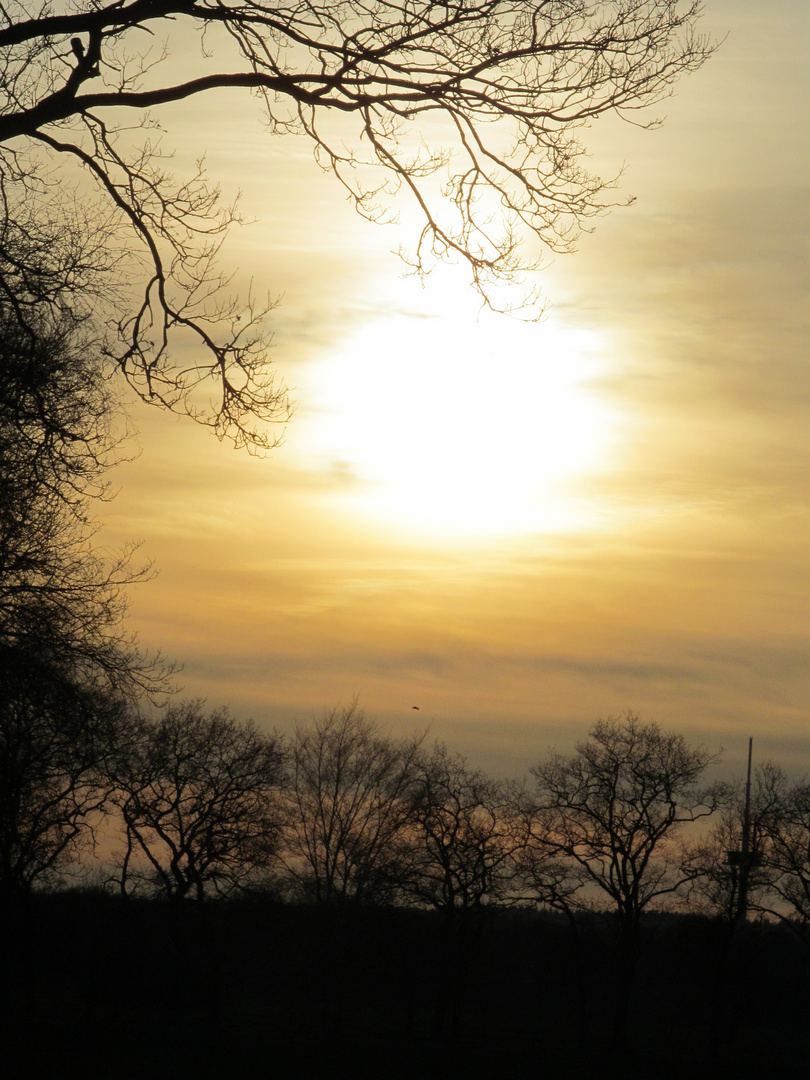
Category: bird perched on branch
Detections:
[{"x1": 70, "y1": 36, "x2": 100, "y2": 77}]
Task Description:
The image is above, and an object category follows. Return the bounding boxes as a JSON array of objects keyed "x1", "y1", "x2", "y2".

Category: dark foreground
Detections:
[{"x1": 2, "y1": 893, "x2": 808, "y2": 1079}]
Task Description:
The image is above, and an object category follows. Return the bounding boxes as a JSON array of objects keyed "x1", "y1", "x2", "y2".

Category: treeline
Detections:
[{"x1": 4, "y1": 699, "x2": 808, "y2": 934}]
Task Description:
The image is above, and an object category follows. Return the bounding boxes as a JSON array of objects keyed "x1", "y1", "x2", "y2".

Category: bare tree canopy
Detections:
[
  {"x1": 110, "y1": 701, "x2": 287, "y2": 900},
  {"x1": 0, "y1": 303, "x2": 171, "y2": 699},
  {"x1": 747, "y1": 765, "x2": 810, "y2": 942},
  {"x1": 530, "y1": 712, "x2": 724, "y2": 1044},
  {"x1": 0, "y1": 668, "x2": 123, "y2": 897},
  {"x1": 283, "y1": 702, "x2": 423, "y2": 904},
  {"x1": 0, "y1": 1, "x2": 714, "y2": 448},
  {"x1": 764, "y1": 780, "x2": 810, "y2": 941},
  {"x1": 531, "y1": 713, "x2": 723, "y2": 931},
  {"x1": 401, "y1": 741, "x2": 525, "y2": 912},
  {"x1": 0, "y1": 305, "x2": 171, "y2": 897}
]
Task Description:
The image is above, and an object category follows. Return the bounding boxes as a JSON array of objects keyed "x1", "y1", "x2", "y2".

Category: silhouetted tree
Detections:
[
  {"x1": 531, "y1": 712, "x2": 724, "y2": 1044},
  {"x1": 684, "y1": 762, "x2": 784, "y2": 925},
  {"x1": 514, "y1": 804, "x2": 595, "y2": 1038},
  {"x1": 109, "y1": 701, "x2": 287, "y2": 900},
  {"x1": 400, "y1": 742, "x2": 525, "y2": 913},
  {"x1": 679, "y1": 760, "x2": 810, "y2": 1050},
  {"x1": 282, "y1": 703, "x2": 423, "y2": 904},
  {"x1": 0, "y1": 658, "x2": 124, "y2": 898},
  {"x1": 392, "y1": 742, "x2": 527, "y2": 1035},
  {"x1": 684, "y1": 761, "x2": 810, "y2": 942},
  {"x1": 0, "y1": 306, "x2": 170, "y2": 898},
  {"x1": 755, "y1": 768, "x2": 810, "y2": 944},
  {"x1": 1, "y1": 2, "x2": 715, "y2": 446}
]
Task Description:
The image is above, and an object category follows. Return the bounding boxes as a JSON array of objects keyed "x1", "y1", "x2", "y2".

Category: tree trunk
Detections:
[{"x1": 612, "y1": 925, "x2": 638, "y2": 1050}]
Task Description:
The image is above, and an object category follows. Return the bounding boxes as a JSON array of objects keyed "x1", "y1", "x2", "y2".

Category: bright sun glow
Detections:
[{"x1": 300, "y1": 290, "x2": 617, "y2": 541}]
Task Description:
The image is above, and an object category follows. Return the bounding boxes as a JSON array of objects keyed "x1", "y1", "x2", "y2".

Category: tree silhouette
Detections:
[
  {"x1": 282, "y1": 703, "x2": 423, "y2": 904},
  {"x1": 684, "y1": 761, "x2": 786, "y2": 925},
  {"x1": 531, "y1": 712, "x2": 724, "y2": 1045},
  {"x1": 755, "y1": 767, "x2": 810, "y2": 944},
  {"x1": 0, "y1": 1, "x2": 714, "y2": 446},
  {"x1": 109, "y1": 701, "x2": 287, "y2": 900},
  {"x1": 395, "y1": 741, "x2": 527, "y2": 1035},
  {"x1": 400, "y1": 741, "x2": 524, "y2": 913},
  {"x1": 0, "y1": 302, "x2": 168, "y2": 897},
  {"x1": 0, "y1": 658, "x2": 124, "y2": 898}
]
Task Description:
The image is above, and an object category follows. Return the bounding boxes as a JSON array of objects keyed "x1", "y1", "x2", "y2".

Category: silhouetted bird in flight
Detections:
[{"x1": 412, "y1": 705, "x2": 420, "y2": 710}]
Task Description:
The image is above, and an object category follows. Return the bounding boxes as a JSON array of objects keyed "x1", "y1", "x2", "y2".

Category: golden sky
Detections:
[{"x1": 99, "y1": 0, "x2": 809, "y2": 780}]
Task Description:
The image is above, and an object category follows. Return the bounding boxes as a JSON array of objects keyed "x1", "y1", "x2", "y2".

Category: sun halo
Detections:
[{"x1": 302, "y1": 306, "x2": 616, "y2": 543}]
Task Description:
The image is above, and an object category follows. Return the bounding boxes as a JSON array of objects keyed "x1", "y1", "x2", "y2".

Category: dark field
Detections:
[{"x1": 2, "y1": 893, "x2": 808, "y2": 1079}]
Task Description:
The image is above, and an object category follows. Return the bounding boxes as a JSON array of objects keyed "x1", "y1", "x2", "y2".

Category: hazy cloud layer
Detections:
[{"x1": 98, "y1": 2, "x2": 809, "y2": 781}]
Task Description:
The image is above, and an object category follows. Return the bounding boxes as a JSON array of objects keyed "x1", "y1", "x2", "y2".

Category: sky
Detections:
[{"x1": 98, "y1": 1, "x2": 809, "y2": 781}]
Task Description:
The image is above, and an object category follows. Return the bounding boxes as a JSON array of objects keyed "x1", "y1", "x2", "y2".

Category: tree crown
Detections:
[{"x1": 0, "y1": 1, "x2": 714, "y2": 448}]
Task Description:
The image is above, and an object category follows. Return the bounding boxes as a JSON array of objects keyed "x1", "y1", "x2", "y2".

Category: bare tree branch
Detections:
[{"x1": 0, "y1": 2, "x2": 714, "y2": 447}]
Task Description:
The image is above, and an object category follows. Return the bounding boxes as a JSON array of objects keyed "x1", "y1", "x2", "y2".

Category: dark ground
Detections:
[{"x1": 2, "y1": 893, "x2": 808, "y2": 1079}]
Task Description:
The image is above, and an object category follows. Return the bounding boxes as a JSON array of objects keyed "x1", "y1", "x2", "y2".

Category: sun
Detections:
[{"x1": 300, "y1": 293, "x2": 617, "y2": 542}]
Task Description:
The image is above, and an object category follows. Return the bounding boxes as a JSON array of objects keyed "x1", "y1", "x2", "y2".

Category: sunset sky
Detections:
[{"x1": 98, "y1": 0, "x2": 809, "y2": 781}]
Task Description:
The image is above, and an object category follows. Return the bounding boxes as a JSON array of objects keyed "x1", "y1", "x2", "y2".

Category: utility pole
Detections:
[
  {"x1": 726, "y1": 738, "x2": 761, "y2": 923},
  {"x1": 737, "y1": 737, "x2": 754, "y2": 922}
]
